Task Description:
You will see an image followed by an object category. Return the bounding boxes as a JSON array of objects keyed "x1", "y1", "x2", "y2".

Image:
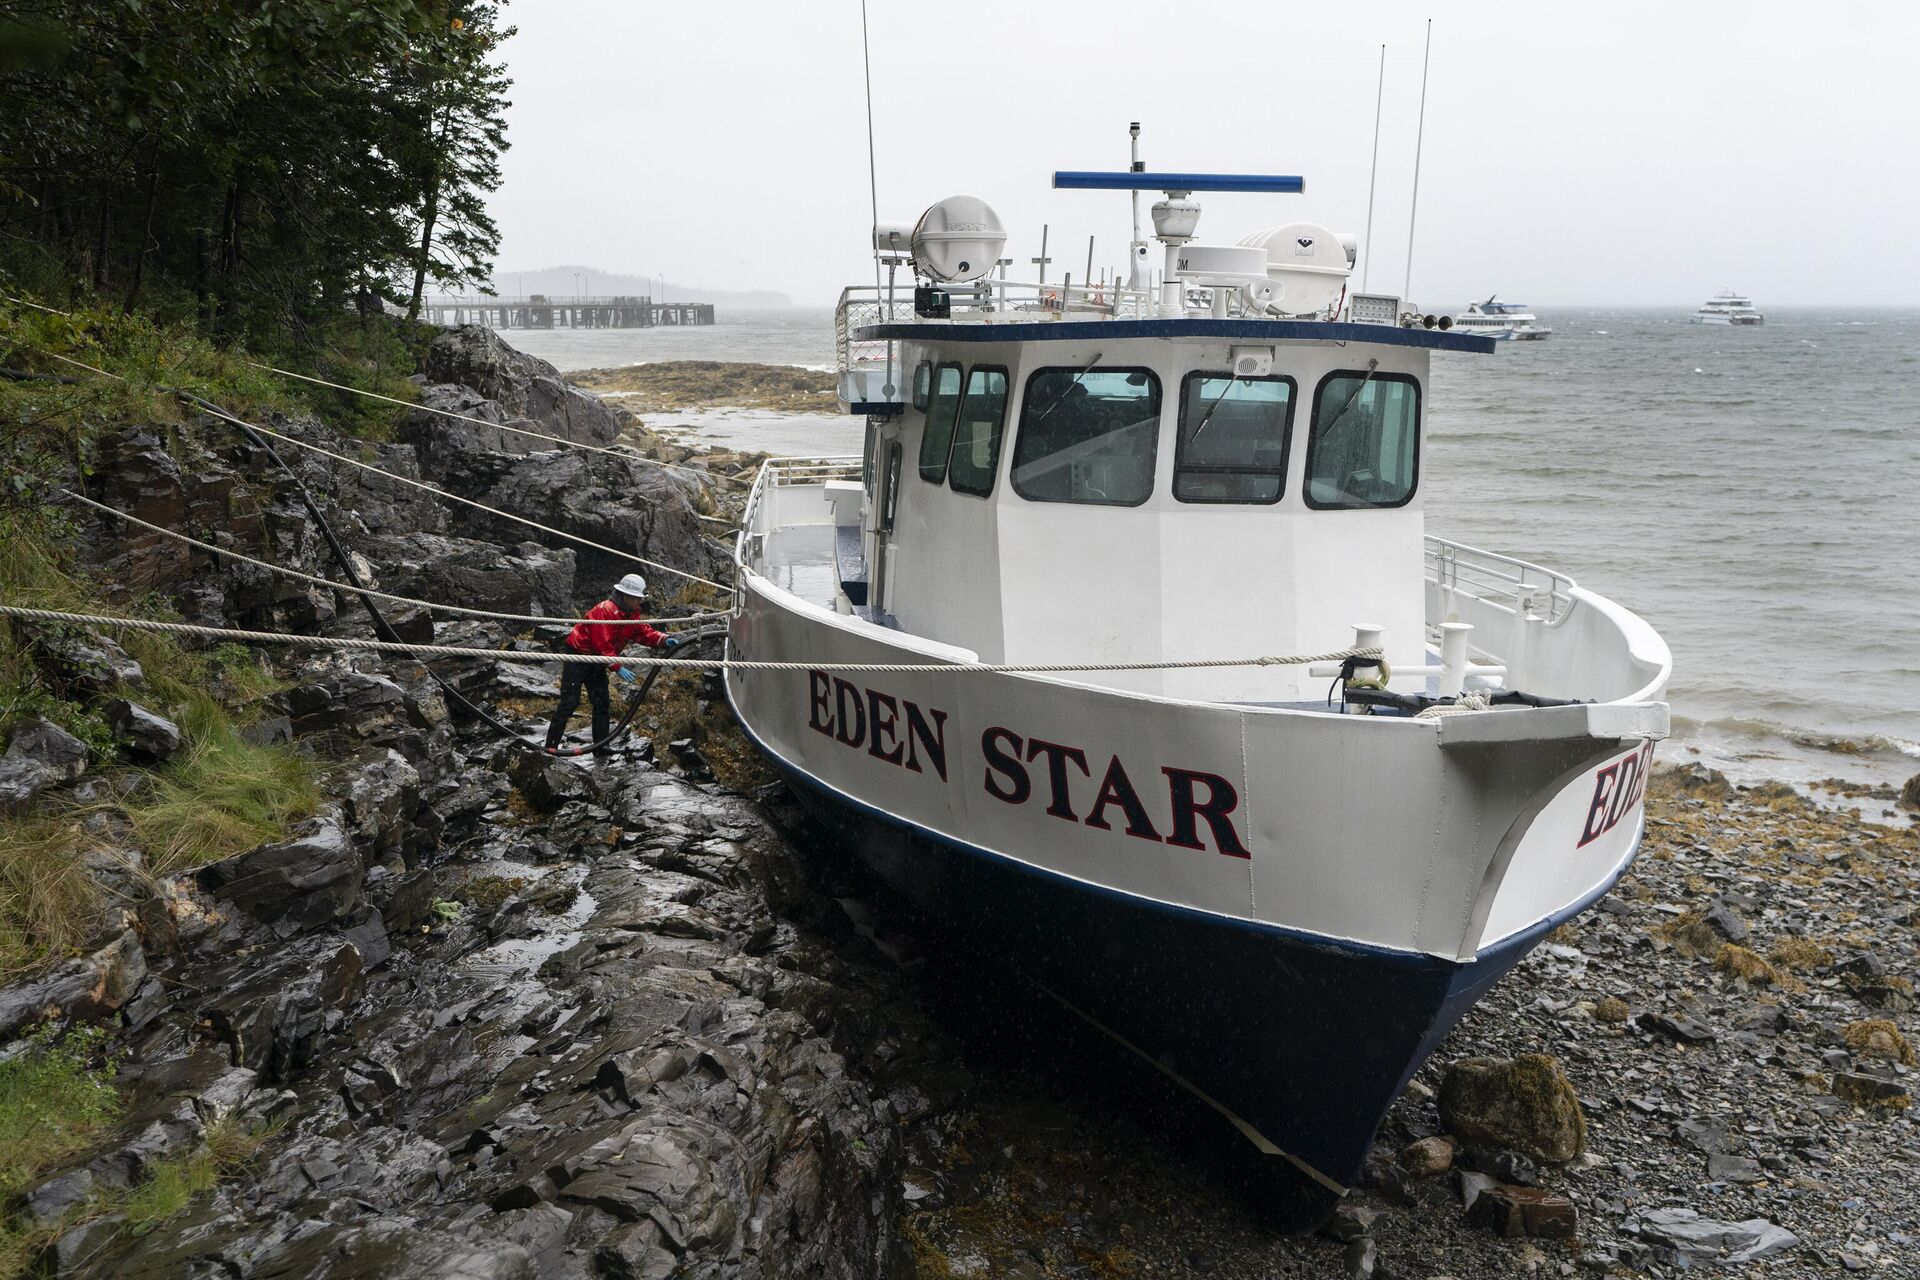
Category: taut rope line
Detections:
[
  {"x1": 47, "y1": 487, "x2": 726, "y2": 628},
  {"x1": 0, "y1": 606, "x2": 1380, "y2": 677},
  {"x1": 246, "y1": 361, "x2": 749, "y2": 488},
  {"x1": 29, "y1": 349, "x2": 729, "y2": 592}
]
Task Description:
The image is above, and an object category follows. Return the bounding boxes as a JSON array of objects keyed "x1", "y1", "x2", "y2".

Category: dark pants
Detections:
[{"x1": 546, "y1": 644, "x2": 610, "y2": 750}]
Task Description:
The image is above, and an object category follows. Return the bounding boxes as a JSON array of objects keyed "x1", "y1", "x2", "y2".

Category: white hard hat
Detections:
[{"x1": 615, "y1": 573, "x2": 648, "y2": 598}]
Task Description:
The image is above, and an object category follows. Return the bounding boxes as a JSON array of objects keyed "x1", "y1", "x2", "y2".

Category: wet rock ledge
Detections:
[
  {"x1": 53, "y1": 746, "x2": 950, "y2": 1279},
  {"x1": 0, "y1": 327, "x2": 953, "y2": 1278}
]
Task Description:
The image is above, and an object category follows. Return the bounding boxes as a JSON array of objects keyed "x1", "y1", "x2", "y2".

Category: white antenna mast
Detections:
[
  {"x1": 1403, "y1": 19, "x2": 1432, "y2": 303},
  {"x1": 1126, "y1": 122, "x2": 1147, "y2": 292},
  {"x1": 1361, "y1": 44, "x2": 1385, "y2": 293},
  {"x1": 858, "y1": 0, "x2": 891, "y2": 393}
]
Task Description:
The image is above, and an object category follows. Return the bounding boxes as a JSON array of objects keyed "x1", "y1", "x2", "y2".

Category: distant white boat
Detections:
[
  {"x1": 1692, "y1": 291, "x2": 1764, "y2": 326},
  {"x1": 1451, "y1": 295, "x2": 1551, "y2": 341}
]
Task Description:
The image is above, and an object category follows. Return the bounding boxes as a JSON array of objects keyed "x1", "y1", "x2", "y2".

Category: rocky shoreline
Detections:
[
  {"x1": 570, "y1": 362, "x2": 837, "y2": 416},
  {"x1": 2, "y1": 331, "x2": 1914, "y2": 1278}
]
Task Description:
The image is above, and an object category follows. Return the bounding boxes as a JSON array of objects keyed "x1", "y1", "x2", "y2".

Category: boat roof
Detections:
[{"x1": 856, "y1": 317, "x2": 1496, "y2": 354}]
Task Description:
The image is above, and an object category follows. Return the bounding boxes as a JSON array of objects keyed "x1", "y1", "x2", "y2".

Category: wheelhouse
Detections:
[{"x1": 839, "y1": 322, "x2": 1488, "y2": 703}]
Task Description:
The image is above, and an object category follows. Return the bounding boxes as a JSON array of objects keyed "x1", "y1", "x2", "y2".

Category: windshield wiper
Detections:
[
  {"x1": 1321, "y1": 357, "x2": 1381, "y2": 434},
  {"x1": 1187, "y1": 376, "x2": 1244, "y2": 444},
  {"x1": 1023, "y1": 350, "x2": 1104, "y2": 429}
]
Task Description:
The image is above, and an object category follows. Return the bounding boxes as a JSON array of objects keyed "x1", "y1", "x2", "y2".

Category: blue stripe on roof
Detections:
[
  {"x1": 1054, "y1": 171, "x2": 1306, "y2": 193},
  {"x1": 855, "y1": 318, "x2": 1497, "y2": 354}
]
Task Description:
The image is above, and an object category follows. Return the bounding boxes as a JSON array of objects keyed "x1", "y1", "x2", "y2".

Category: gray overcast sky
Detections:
[{"x1": 486, "y1": 1, "x2": 1920, "y2": 307}]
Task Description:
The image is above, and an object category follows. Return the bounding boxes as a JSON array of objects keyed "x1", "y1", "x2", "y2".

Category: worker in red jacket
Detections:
[{"x1": 544, "y1": 572, "x2": 683, "y2": 757}]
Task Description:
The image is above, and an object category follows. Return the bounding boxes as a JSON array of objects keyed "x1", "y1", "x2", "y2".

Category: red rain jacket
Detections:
[{"x1": 564, "y1": 599, "x2": 666, "y2": 658}]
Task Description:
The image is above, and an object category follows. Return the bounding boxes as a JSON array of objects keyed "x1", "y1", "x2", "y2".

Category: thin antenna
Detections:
[
  {"x1": 1127, "y1": 122, "x2": 1145, "y2": 291},
  {"x1": 1403, "y1": 19, "x2": 1432, "y2": 303},
  {"x1": 1361, "y1": 43, "x2": 1385, "y2": 293},
  {"x1": 858, "y1": 0, "x2": 889, "y2": 390}
]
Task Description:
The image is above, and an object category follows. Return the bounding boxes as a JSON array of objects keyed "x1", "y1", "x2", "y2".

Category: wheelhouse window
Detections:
[
  {"x1": 1174, "y1": 373, "x2": 1296, "y2": 504},
  {"x1": 1010, "y1": 367, "x2": 1161, "y2": 506},
  {"x1": 946, "y1": 367, "x2": 1009, "y2": 497},
  {"x1": 916, "y1": 362, "x2": 963, "y2": 483},
  {"x1": 911, "y1": 361, "x2": 931, "y2": 411},
  {"x1": 1304, "y1": 371, "x2": 1420, "y2": 509}
]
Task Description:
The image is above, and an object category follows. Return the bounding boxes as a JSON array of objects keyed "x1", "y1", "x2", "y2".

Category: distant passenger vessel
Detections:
[
  {"x1": 725, "y1": 132, "x2": 1672, "y2": 1214},
  {"x1": 1692, "y1": 291, "x2": 1764, "y2": 325},
  {"x1": 1451, "y1": 295, "x2": 1551, "y2": 341}
]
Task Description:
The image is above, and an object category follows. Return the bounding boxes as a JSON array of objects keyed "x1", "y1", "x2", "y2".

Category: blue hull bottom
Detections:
[{"x1": 755, "y1": 748, "x2": 1557, "y2": 1196}]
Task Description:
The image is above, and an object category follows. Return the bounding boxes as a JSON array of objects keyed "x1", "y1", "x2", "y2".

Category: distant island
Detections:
[{"x1": 482, "y1": 264, "x2": 793, "y2": 307}]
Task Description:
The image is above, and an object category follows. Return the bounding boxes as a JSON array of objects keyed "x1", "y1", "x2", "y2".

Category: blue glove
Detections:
[
  {"x1": 663, "y1": 635, "x2": 682, "y2": 650},
  {"x1": 617, "y1": 666, "x2": 637, "y2": 683}
]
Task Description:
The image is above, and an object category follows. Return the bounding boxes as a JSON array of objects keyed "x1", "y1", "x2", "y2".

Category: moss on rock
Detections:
[
  {"x1": 1843, "y1": 1019, "x2": 1917, "y2": 1067},
  {"x1": 1437, "y1": 1054, "x2": 1586, "y2": 1164}
]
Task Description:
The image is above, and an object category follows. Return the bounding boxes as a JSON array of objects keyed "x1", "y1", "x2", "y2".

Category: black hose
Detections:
[{"x1": 544, "y1": 626, "x2": 727, "y2": 758}]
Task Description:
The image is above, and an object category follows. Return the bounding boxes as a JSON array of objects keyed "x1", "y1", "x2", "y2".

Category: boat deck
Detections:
[
  {"x1": 762, "y1": 525, "x2": 842, "y2": 608},
  {"x1": 762, "y1": 523, "x2": 898, "y2": 628}
]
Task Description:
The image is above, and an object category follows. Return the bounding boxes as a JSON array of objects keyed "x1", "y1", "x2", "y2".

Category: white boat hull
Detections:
[{"x1": 724, "y1": 485, "x2": 1669, "y2": 1192}]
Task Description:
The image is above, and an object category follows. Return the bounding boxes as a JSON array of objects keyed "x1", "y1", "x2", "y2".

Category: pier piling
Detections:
[{"x1": 420, "y1": 295, "x2": 716, "y2": 329}]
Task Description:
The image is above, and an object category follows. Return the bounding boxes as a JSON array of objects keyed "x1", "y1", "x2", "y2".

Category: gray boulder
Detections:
[
  {"x1": 32, "y1": 631, "x2": 144, "y2": 696},
  {"x1": 197, "y1": 935, "x2": 365, "y2": 1079},
  {"x1": 195, "y1": 816, "x2": 364, "y2": 938},
  {"x1": 1631, "y1": 1208, "x2": 1798, "y2": 1263},
  {"x1": 103, "y1": 698, "x2": 181, "y2": 761},
  {"x1": 5, "y1": 714, "x2": 89, "y2": 782},
  {"x1": 359, "y1": 532, "x2": 576, "y2": 618},
  {"x1": 0, "y1": 756, "x2": 51, "y2": 811},
  {"x1": 336, "y1": 748, "x2": 424, "y2": 858},
  {"x1": 507, "y1": 748, "x2": 598, "y2": 813},
  {"x1": 0, "y1": 930, "x2": 146, "y2": 1037},
  {"x1": 443, "y1": 447, "x2": 717, "y2": 589},
  {"x1": 417, "y1": 323, "x2": 630, "y2": 450}
]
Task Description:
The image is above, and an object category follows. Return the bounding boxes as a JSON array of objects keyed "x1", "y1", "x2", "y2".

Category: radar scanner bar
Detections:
[{"x1": 1052, "y1": 171, "x2": 1305, "y2": 193}]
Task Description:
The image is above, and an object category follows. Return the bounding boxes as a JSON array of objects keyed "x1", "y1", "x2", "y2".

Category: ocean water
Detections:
[{"x1": 514, "y1": 307, "x2": 1920, "y2": 795}]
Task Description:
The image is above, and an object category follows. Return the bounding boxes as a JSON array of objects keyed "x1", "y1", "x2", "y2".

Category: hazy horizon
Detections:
[{"x1": 487, "y1": 2, "x2": 1920, "y2": 308}]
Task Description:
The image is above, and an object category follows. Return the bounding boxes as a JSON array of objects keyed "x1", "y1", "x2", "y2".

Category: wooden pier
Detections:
[{"x1": 422, "y1": 295, "x2": 715, "y2": 329}]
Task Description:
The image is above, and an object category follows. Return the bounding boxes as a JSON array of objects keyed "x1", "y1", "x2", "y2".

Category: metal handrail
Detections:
[{"x1": 1424, "y1": 536, "x2": 1576, "y2": 626}]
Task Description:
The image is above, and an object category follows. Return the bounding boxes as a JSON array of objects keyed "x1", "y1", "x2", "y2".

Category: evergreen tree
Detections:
[
  {"x1": 0, "y1": 1, "x2": 514, "y2": 341},
  {"x1": 401, "y1": 3, "x2": 513, "y2": 321}
]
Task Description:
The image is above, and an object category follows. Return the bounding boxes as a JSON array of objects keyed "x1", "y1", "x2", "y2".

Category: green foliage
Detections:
[
  {"x1": 0, "y1": 501, "x2": 314, "y2": 968},
  {"x1": 397, "y1": 4, "x2": 514, "y2": 319},
  {"x1": 0, "y1": 1025, "x2": 121, "y2": 1204},
  {"x1": 0, "y1": 296, "x2": 425, "y2": 451},
  {"x1": 0, "y1": 1, "x2": 513, "y2": 345},
  {"x1": 0, "y1": 1046, "x2": 274, "y2": 1275}
]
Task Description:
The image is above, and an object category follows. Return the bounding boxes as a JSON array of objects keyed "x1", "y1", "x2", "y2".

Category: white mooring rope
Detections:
[
  {"x1": 0, "y1": 605, "x2": 1380, "y2": 676},
  {"x1": 1413, "y1": 689, "x2": 1494, "y2": 719},
  {"x1": 31, "y1": 349, "x2": 731, "y2": 593},
  {"x1": 49, "y1": 487, "x2": 727, "y2": 628},
  {"x1": 247, "y1": 361, "x2": 751, "y2": 488}
]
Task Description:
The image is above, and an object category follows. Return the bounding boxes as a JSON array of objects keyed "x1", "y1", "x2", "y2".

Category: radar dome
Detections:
[
  {"x1": 1238, "y1": 223, "x2": 1354, "y2": 316},
  {"x1": 910, "y1": 196, "x2": 1006, "y2": 284}
]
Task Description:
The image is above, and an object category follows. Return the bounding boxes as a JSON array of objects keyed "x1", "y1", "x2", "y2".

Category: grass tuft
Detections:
[
  {"x1": 1842, "y1": 1019, "x2": 1918, "y2": 1067},
  {"x1": 1712, "y1": 944, "x2": 1780, "y2": 986},
  {"x1": 0, "y1": 814, "x2": 99, "y2": 977},
  {"x1": 1769, "y1": 936, "x2": 1834, "y2": 972},
  {"x1": 119, "y1": 696, "x2": 319, "y2": 875}
]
